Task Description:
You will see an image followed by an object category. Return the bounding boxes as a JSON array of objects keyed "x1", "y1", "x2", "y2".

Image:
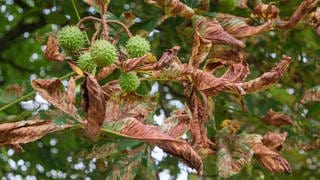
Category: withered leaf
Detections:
[
  {"x1": 301, "y1": 87, "x2": 320, "y2": 103},
  {"x1": 118, "y1": 117, "x2": 203, "y2": 175},
  {"x1": 105, "y1": 93, "x2": 157, "y2": 122},
  {"x1": 220, "y1": 61, "x2": 249, "y2": 83},
  {"x1": 122, "y1": 53, "x2": 152, "y2": 72},
  {"x1": 263, "y1": 109, "x2": 294, "y2": 127},
  {"x1": 96, "y1": 66, "x2": 115, "y2": 81},
  {"x1": 253, "y1": 3, "x2": 279, "y2": 21},
  {"x1": 101, "y1": 80, "x2": 121, "y2": 99},
  {"x1": 44, "y1": 35, "x2": 66, "y2": 62},
  {"x1": 262, "y1": 132, "x2": 288, "y2": 151},
  {"x1": 216, "y1": 15, "x2": 272, "y2": 38},
  {"x1": 206, "y1": 48, "x2": 244, "y2": 66},
  {"x1": 193, "y1": 16, "x2": 245, "y2": 47},
  {"x1": 186, "y1": 93, "x2": 214, "y2": 148},
  {"x1": 155, "y1": 46, "x2": 181, "y2": 70},
  {"x1": 67, "y1": 60, "x2": 84, "y2": 76},
  {"x1": 82, "y1": 74, "x2": 106, "y2": 137},
  {"x1": 193, "y1": 70, "x2": 246, "y2": 96},
  {"x1": 160, "y1": 109, "x2": 191, "y2": 138},
  {"x1": 32, "y1": 78, "x2": 82, "y2": 122},
  {"x1": 236, "y1": 55, "x2": 291, "y2": 93},
  {"x1": 145, "y1": 0, "x2": 194, "y2": 18},
  {"x1": 276, "y1": 0, "x2": 318, "y2": 29},
  {"x1": 217, "y1": 132, "x2": 254, "y2": 178},
  {"x1": 0, "y1": 120, "x2": 71, "y2": 146},
  {"x1": 253, "y1": 143, "x2": 291, "y2": 174}
]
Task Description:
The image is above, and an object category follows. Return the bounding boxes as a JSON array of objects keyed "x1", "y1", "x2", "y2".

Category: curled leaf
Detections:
[
  {"x1": 160, "y1": 109, "x2": 191, "y2": 138},
  {"x1": 236, "y1": 55, "x2": 291, "y2": 93},
  {"x1": 44, "y1": 35, "x2": 66, "y2": 62},
  {"x1": 105, "y1": 93, "x2": 157, "y2": 122},
  {"x1": 301, "y1": 87, "x2": 320, "y2": 103},
  {"x1": 82, "y1": 74, "x2": 106, "y2": 137},
  {"x1": 220, "y1": 61, "x2": 249, "y2": 83},
  {"x1": 0, "y1": 120, "x2": 71, "y2": 146},
  {"x1": 262, "y1": 132, "x2": 288, "y2": 151},
  {"x1": 263, "y1": 109, "x2": 294, "y2": 127},
  {"x1": 193, "y1": 70, "x2": 245, "y2": 96},
  {"x1": 145, "y1": 0, "x2": 194, "y2": 18},
  {"x1": 96, "y1": 66, "x2": 115, "y2": 81},
  {"x1": 216, "y1": 14, "x2": 272, "y2": 38},
  {"x1": 253, "y1": 3, "x2": 279, "y2": 21},
  {"x1": 206, "y1": 48, "x2": 244, "y2": 67},
  {"x1": 193, "y1": 16, "x2": 245, "y2": 47},
  {"x1": 276, "y1": 0, "x2": 318, "y2": 29},
  {"x1": 118, "y1": 117, "x2": 203, "y2": 175},
  {"x1": 122, "y1": 53, "x2": 151, "y2": 72},
  {"x1": 217, "y1": 132, "x2": 254, "y2": 178},
  {"x1": 32, "y1": 78, "x2": 82, "y2": 122},
  {"x1": 253, "y1": 143, "x2": 291, "y2": 174}
]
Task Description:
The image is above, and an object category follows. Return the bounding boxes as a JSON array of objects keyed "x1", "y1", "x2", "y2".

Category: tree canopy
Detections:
[{"x1": 0, "y1": 0, "x2": 319, "y2": 179}]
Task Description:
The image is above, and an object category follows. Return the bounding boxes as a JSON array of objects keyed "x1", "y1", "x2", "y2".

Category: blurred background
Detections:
[{"x1": 0, "y1": 0, "x2": 319, "y2": 179}]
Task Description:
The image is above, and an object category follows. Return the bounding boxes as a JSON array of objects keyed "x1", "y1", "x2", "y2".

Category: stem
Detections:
[
  {"x1": 0, "y1": 72, "x2": 76, "y2": 112},
  {"x1": 0, "y1": 91, "x2": 35, "y2": 112},
  {"x1": 100, "y1": 2, "x2": 109, "y2": 40},
  {"x1": 72, "y1": 0, "x2": 90, "y2": 43}
]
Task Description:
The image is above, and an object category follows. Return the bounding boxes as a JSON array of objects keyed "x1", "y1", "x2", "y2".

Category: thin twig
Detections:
[
  {"x1": 72, "y1": 0, "x2": 90, "y2": 43},
  {"x1": 76, "y1": 16, "x2": 101, "y2": 27},
  {"x1": 100, "y1": 2, "x2": 109, "y2": 40},
  {"x1": 106, "y1": 20, "x2": 133, "y2": 37}
]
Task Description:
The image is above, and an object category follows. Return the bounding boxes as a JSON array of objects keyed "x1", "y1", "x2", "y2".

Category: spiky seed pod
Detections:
[
  {"x1": 57, "y1": 26, "x2": 85, "y2": 51},
  {"x1": 119, "y1": 72, "x2": 141, "y2": 92},
  {"x1": 77, "y1": 52, "x2": 96, "y2": 72},
  {"x1": 126, "y1": 36, "x2": 151, "y2": 58},
  {"x1": 91, "y1": 40, "x2": 117, "y2": 67}
]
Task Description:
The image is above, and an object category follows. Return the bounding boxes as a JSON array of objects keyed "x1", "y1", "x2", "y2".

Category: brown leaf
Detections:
[
  {"x1": 253, "y1": 143, "x2": 291, "y2": 174},
  {"x1": 5, "y1": 84, "x2": 24, "y2": 97},
  {"x1": 32, "y1": 78, "x2": 82, "y2": 122},
  {"x1": 101, "y1": 80, "x2": 121, "y2": 99},
  {"x1": 220, "y1": 61, "x2": 250, "y2": 83},
  {"x1": 82, "y1": 74, "x2": 106, "y2": 137},
  {"x1": 262, "y1": 132, "x2": 288, "y2": 151},
  {"x1": 155, "y1": 46, "x2": 181, "y2": 70},
  {"x1": 193, "y1": 70, "x2": 246, "y2": 96},
  {"x1": 263, "y1": 109, "x2": 294, "y2": 127},
  {"x1": 193, "y1": 16, "x2": 245, "y2": 47},
  {"x1": 185, "y1": 92, "x2": 214, "y2": 149},
  {"x1": 160, "y1": 109, "x2": 191, "y2": 138},
  {"x1": 301, "y1": 87, "x2": 320, "y2": 103},
  {"x1": 236, "y1": 55, "x2": 291, "y2": 93},
  {"x1": 217, "y1": 14, "x2": 272, "y2": 38},
  {"x1": 206, "y1": 48, "x2": 244, "y2": 66},
  {"x1": 119, "y1": 117, "x2": 203, "y2": 175},
  {"x1": 67, "y1": 60, "x2": 84, "y2": 76},
  {"x1": 44, "y1": 35, "x2": 66, "y2": 62},
  {"x1": 96, "y1": 66, "x2": 115, "y2": 81},
  {"x1": 145, "y1": 0, "x2": 194, "y2": 18},
  {"x1": 105, "y1": 93, "x2": 157, "y2": 122},
  {"x1": 276, "y1": 0, "x2": 318, "y2": 29},
  {"x1": 0, "y1": 120, "x2": 71, "y2": 146},
  {"x1": 217, "y1": 133, "x2": 254, "y2": 177},
  {"x1": 253, "y1": 3, "x2": 279, "y2": 21},
  {"x1": 122, "y1": 53, "x2": 152, "y2": 72}
]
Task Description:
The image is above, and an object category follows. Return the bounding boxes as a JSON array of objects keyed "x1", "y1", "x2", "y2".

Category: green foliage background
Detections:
[{"x1": 0, "y1": 0, "x2": 319, "y2": 179}]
